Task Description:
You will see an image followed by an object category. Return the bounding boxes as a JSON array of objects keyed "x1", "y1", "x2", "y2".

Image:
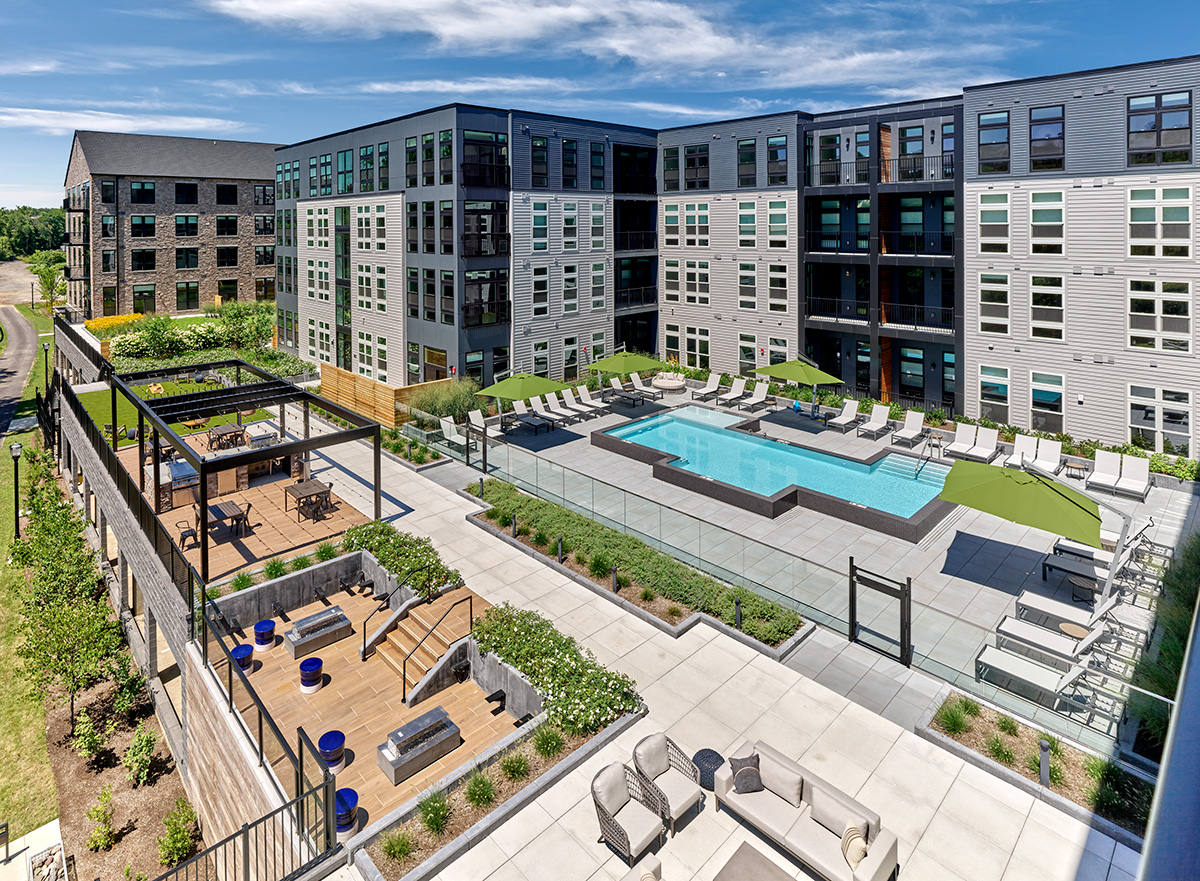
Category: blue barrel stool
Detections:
[
  {"x1": 231, "y1": 643, "x2": 253, "y2": 672},
  {"x1": 299, "y1": 658, "x2": 323, "y2": 694},
  {"x1": 335, "y1": 787, "x2": 359, "y2": 842},
  {"x1": 253, "y1": 620, "x2": 276, "y2": 653},
  {"x1": 318, "y1": 730, "x2": 346, "y2": 775}
]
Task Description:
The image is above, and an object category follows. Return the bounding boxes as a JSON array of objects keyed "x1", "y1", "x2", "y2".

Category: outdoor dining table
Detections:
[
  {"x1": 285, "y1": 479, "x2": 331, "y2": 521},
  {"x1": 207, "y1": 500, "x2": 245, "y2": 535},
  {"x1": 210, "y1": 423, "x2": 245, "y2": 449}
]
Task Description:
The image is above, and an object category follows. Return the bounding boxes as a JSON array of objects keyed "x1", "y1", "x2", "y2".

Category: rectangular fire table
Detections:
[{"x1": 376, "y1": 706, "x2": 462, "y2": 785}]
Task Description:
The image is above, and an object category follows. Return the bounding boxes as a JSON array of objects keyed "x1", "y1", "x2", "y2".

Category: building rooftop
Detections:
[{"x1": 71, "y1": 130, "x2": 280, "y2": 181}]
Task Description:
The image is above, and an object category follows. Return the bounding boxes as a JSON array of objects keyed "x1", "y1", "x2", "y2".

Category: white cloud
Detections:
[
  {"x1": 0, "y1": 60, "x2": 62, "y2": 76},
  {"x1": 0, "y1": 183, "x2": 68, "y2": 210},
  {"x1": 356, "y1": 76, "x2": 576, "y2": 95},
  {"x1": 0, "y1": 107, "x2": 248, "y2": 137}
]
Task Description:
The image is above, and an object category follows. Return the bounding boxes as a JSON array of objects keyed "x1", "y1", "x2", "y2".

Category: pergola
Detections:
[{"x1": 105, "y1": 359, "x2": 382, "y2": 583}]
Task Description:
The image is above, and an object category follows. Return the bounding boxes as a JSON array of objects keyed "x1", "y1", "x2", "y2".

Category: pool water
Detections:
[{"x1": 606, "y1": 405, "x2": 949, "y2": 518}]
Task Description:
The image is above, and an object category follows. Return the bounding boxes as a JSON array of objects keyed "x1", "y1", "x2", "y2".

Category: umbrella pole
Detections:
[{"x1": 811, "y1": 383, "x2": 818, "y2": 418}]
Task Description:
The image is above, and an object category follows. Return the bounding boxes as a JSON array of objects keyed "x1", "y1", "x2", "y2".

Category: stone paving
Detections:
[{"x1": 279, "y1": 407, "x2": 1141, "y2": 881}]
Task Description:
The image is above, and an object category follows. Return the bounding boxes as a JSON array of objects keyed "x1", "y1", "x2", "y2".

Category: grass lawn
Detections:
[{"x1": 77, "y1": 381, "x2": 274, "y2": 448}]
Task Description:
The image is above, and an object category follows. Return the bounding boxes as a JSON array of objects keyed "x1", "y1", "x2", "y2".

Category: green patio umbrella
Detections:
[
  {"x1": 938, "y1": 459, "x2": 1102, "y2": 547},
  {"x1": 752, "y1": 360, "x2": 843, "y2": 417},
  {"x1": 476, "y1": 372, "x2": 570, "y2": 401},
  {"x1": 585, "y1": 352, "x2": 667, "y2": 376}
]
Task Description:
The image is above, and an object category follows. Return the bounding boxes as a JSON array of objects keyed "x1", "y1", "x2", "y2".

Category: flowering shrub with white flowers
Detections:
[{"x1": 342, "y1": 521, "x2": 461, "y2": 600}]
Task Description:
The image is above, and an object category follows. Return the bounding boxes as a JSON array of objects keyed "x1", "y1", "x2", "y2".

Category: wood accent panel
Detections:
[
  {"x1": 878, "y1": 124, "x2": 893, "y2": 180},
  {"x1": 879, "y1": 336, "x2": 894, "y2": 401},
  {"x1": 317, "y1": 363, "x2": 413, "y2": 427}
]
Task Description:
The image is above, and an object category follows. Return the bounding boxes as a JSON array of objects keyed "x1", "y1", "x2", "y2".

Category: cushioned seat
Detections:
[
  {"x1": 785, "y1": 820, "x2": 854, "y2": 881},
  {"x1": 725, "y1": 786, "x2": 804, "y2": 837},
  {"x1": 613, "y1": 799, "x2": 662, "y2": 859},
  {"x1": 632, "y1": 732, "x2": 703, "y2": 834},
  {"x1": 656, "y1": 770, "x2": 702, "y2": 823}
]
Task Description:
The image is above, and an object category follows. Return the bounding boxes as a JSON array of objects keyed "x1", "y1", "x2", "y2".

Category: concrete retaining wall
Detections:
[{"x1": 211, "y1": 553, "x2": 374, "y2": 627}]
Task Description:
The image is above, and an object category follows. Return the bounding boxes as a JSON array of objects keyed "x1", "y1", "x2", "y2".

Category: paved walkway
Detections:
[
  {"x1": 283, "y1": 411, "x2": 1139, "y2": 881},
  {"x1": 0, "y1": 818, "x2": 60, "y2": 881},
  {"x1": 0, "y1": 305, "x2": 37, "y2": 437}
]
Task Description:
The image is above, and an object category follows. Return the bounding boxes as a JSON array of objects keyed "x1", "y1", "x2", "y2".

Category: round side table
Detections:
[
  {"x1": 253, "y1": 620, "x2": 276, "y2": 653},
  {"x1": 299, "y1": 658, "x2": 324, "y2": 694},
  {"x1": 1059, "y1": 621, "x2": 1091, "y2": 640},
  {"x1": 1064, "y1": 462, "x2": 1088, "y2": 481},
  {"x1": 692, "y1": 748, "x2": 725, "y2": 792},
  {"x1": 318, "y1": 730, "x2": 346, "y2": 775},
  {"x1": 231, "y1": 643, "x2": 253, "y2": 672},
  {"x1": 335, "y1": 787, "x2": 359, "y2": 842}
]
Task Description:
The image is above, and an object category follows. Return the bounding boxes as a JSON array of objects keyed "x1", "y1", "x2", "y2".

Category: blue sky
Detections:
[{"x1": 1, "y1": 0, "x2": 1197, "y2": 207}]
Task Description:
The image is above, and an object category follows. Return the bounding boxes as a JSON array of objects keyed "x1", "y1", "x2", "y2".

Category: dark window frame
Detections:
[
  {"x1": 175, "y1": 215, "x2": 198, "y2": 237},
  {"x1": 216, "y1": 247, "x2": 239, "y2": 268},
  {"x1": 1128, "y1": 91, "x2": 1192, "y2": 166},
  {"x1": 767, "y1": 136, "x2": 788, "y2": 186},
  {"x1": 215, "y1": 183, "x2": 238, "y2": 205},
  {"x1": 130, "y1": 181, "x2": 155, "y2": 204},
  {"x1": 590, "y1": 142, "x2": 605, "y2": 190},
  {"x1": 562, "y1": 139, "x2": 577, "y2": 188},
  {"x1": 662, "y1": 146, "x2": 679, "y2": 191},
  {"x1": 531, "y1": 136, "x2": 549, "y2": 188},
  {"x1": 175, "y1": 281, "x2": 199, "y2": 311},
  {"x1": 1030, "y1": 105, "x2": 1065, "y2": 171},
  {"x1": 737, "y1": 139, "x2": 756, "y2": 187},
  {"x1": 129, "y1": 215, "x2": 156, "y2": 238},
  {"x1": 175, "y1": 182, "x2": 198, "y2": 204},
  {"x1": 215, "y1": 215, "x2": 238, "y2": 236},
  {"x1": 978, "y1": 111, "x2": 1011, "y2": 174},
  {"x1": 175, "y1": 247, "x2": 198, "y2": 269},
  {"x1": 683, "y1": 144, "x2": 709, "y2": 191},
  {"x1": 130, "y1": 249, "x2": 156, "y2": 272}
]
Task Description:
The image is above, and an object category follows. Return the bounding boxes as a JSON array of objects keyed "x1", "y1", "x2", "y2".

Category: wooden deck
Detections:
[{"x1": 234, "y1": 589, "x2": 514, "y2": 824}]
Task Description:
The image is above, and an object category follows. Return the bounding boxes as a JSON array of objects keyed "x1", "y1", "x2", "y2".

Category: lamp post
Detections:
[
  {"x1": 10, "y1": 442, "x2": 21, "y2": 539},
  {"x1": 42, "y1": 343, "x2": 49, "y2": 392}
]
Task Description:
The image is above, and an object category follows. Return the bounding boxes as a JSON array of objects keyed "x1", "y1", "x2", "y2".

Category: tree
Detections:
[{"x1": 33, "y1": 262, "x2": 66, "y2": 311}]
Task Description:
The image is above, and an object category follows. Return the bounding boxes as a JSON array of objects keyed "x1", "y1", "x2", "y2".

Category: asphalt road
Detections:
[{"x1": 0, "y1": 304, "x2": 37, "y2": 436}]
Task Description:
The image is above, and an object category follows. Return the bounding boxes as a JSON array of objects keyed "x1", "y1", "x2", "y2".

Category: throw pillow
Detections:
[
  {"x1": 639, "y1": 872, "x2": 656, "y2": 881},
  {"x1": 841, "y1": 821, "x2": 869, "y2": 870},
  {"x1": 729, "y1": 754, "x2": 763, "y2": 794}
]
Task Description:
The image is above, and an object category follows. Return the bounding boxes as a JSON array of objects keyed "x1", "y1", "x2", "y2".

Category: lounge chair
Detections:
[
  {"x1": 576, "y1": 385, "x2": 612, "y2": 414},
  {"x1": 945, "y1": 423, "x2": 978, "y2": 458},
  {"x1": 975, "y1": 645, "x2": 1089, "y2": 708},
  {"x1": 467, "y1": 409, "x2": 502, "y2": 440},
  {"x1": 564, "y1": 388, "x2": 604, "y2": 417},
  {"x1": 439, "y1": 417, "x2": 471, "y2": 452},
  {"x1": 856, "y1": 404, "x2": 890, "y2": 439},
  {"x1": 1017, "y1": 590, "x2": 1120, "y2": 632},
  {"x1": 548, "y1": 391, "x2": 590, "y2": 420},
  {"x1": 996, "y1": 616, "x2": 1107, "y2": 669},
  {"x1": 826, "y1": 400, "x2": 858, "y2": 433},
  {"x1": 716, "y1": 377, "x2": 748, "y2": 407},
  {"x1": 1032, "y1": 439, "x2": 1064, "y2": 474},
  {"x1": 592, "y1": 763, "x2": 665, "y2": 868},
  {"x1": 1054, "y1": 521, "x2": 1151, "y2": 563},
  {"x1": 534, "y1": 394, "x2": 575, "y2": 424},
  {"x1": 629, "y1": 373, "x2": 664, "y2": 401},
  {"x1": 1042, "y1": 544, "x2": 1135, "y2": 582},
  {"x1": 511, "y1": 400, "x2": 552, "y2": 433},
  {"x1": 691, "y1": 373, "x2": 721, "y2": 401},
  {"x1": 1086, "y1": 450, "x2": 1121, "y2": 494},
  {"x1": 1115, "y1": 455, "x2": 1151, "y2": 501},
  {"x1": 1004, "y1": 434, "x2": 1037, "y2": 469},
  {"x1": 608, "y1": 377, "x2": 643, "y2": 405},
  {"x1": 632, "y1": 733, "x2": 702, "y2": 836},
  {"x1": 891, "y1": 410, "x2": 925, "y2": 447},
  {"x1": 736, "y1": 382, "x2": 771, "y2": 412},
  {"x1": 965, "y1": 427, "x2": 1001, "y2": 463}
]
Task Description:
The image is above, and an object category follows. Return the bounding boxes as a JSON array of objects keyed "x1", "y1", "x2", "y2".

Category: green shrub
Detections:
[
  {"x1": 411, "y1": 446, "x2": 428, "y2": 465},
  {"x1": 409, "y1": 378, "x2": 481, "y2": 421},
  {"x1": 290, "y1": 554, "x2": 312, "y2": 572},
  {"x1": 588, "y1": 554, "x2": 611, "y2": 579},
  {"x1": 157, "y1": 797, "x2": 198, "y2": 866},
  {"x1": 230, "y1": 571, "x2": 254, "y2": 592},
  {"x1": 380, "y1": 827, "x2": 414, "y2": 861},
  {"x1": 887, "y1": 401, "x2": 905, "y2": 421},
  {"x1": 73, "y1": 709, "x2": 113, "y2": 762},
  {"x1": 667, "y1": 605, "x2": 682, "y2": 618},
  {"x1": 573, "y1": 550, "x2": 588, "y2": 568},
  {"x1": 996, "y1": 714, "x2": 1019, "y2": 737},
  {"x1": 986, "y1": 734, "x2": 1014, "y2": 766},
  {"x1": 204, "y1": 585, "x2": 222, "y2": 601},
  {"x1": 532, "y1": 725, "x2": 565, "y2": 758},
  {"x1": 464, "y1": 769, "x2": 495, "y2": 807},
  {"x1": 496, "y1": 512, "x2": 513, "y2": 528},
  {"x1": 1090, "y1": 782, "x2": 1125, "y2": 814},
  {"x1": 925, "y1": 408, "x2": 947, "y2": 427},
  {"x1": 110, "y1": 653, "x2": 147, "y2": 720},
  {"x1": 616, "y1": 573, "x2": 631, "y2": 590},
  {"x1": 959, "y1": 696, "x2": 981, "y2": 717},
  {"x1": 124, "y1": 863, "x2": 148, "y2": 881},
  {"x1": 123, "y1": 721, "x2": 157, "y2": 787},
  {"x1": 418, "y1": 790, "x2": 451, "y2": 835},
  {"x1": 262, "y1": 558, "x2": 287, "y2": 580},
  {"x1": 935, "y1": 700, "x2": 970, "y2": 735},
  {"x1": 639, "y1": 587, "x2": 656, "y2": 603},
  {"x1": 500, "y1": 752, "x2": 529, "y2": 781},
  {"x1": 1039, "y1": 731, "x2": 1063, "y2": 758},
  {"x1": 532, "y1": 530, "x2": 549, "y2": 548},
  {"x1": 516, "y1": 524, "x2": 530, "y2": 537},
  {"x1": 342, "y1": 521, "x2": 460, "y2": 600},
  {"x1": 315, "y1": 542, "x2": 338, "y2": 562},
  {"x1": 86, "y1": 784, "x2": 116, "y2": 851}
]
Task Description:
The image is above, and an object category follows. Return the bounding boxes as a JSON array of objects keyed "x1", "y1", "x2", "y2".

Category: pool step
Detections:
[{"x1": 877, "y1": 456, "x2": 950, "y2": 487}]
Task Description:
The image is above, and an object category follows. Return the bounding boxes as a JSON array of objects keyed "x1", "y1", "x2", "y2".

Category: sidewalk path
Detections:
[{"x1": 0, "y1": 305, "x2": 36, "y2": 437}]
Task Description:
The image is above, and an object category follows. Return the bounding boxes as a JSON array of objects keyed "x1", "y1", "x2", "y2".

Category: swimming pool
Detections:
[{"x1": 605, "y1": 405, "x2": 950, "y2": 519}]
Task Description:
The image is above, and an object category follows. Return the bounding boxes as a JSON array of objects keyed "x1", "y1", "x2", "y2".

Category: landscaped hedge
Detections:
[
  {"x1": 472, "y1": 603, "x2": 640, "y2": 734},
  {"x1": 110, "y1": 346, "x2": 313, "y2": 380},
  {"x1": 471, "y1": 479, "x2": 802, "y2": 646},
  {"x1": 341, "y1": 521, "x2": 460, "y2": 600}
]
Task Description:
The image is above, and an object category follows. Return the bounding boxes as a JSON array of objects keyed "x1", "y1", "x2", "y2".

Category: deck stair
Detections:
[{"x1": 376, "y1": 588, "x2": 489, "y2": 692}]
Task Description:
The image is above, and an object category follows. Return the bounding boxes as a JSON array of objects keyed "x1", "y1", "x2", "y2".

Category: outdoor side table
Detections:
[
  {"x1": 1068, "y1": 574, "x2": 1097, "y2": 604},
  {"x1": 253, "y1": 620, "x2": 276, "y2": 653},
  {"x1": 1059, "y1": 621, "x2": 1090, "y2": 640},
  {"x1": 1064, "y1": 462, "x2": 1088, "y2": 481},
  {"x1": 692, "y1": 748, "x2": 725, "y2": 791},
  {"x1": 319, "y1": 730, "x2": 346, "y2": 774},
  {"x1": 231, "y1": 643, "x2": 253, "y2": 672},
  {"x1": 335, "y1": 787, "x2": 360, "y2": 842},
  {"x1": 299, "y1": 658, "x2": 324, "y2": 694}
]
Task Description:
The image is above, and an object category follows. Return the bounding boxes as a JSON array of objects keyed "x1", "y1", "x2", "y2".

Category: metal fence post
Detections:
[
  {"x1": 847, "y1": 556, "x2": 857, "y2": 642},
  {"x1": 1039, "y1": 739, "x2": 1050, "y2": 787},
  {"x1": 735, "y1": 597, "x2": 742, "y2": 630},
  {"x1": 611, "y1": 566, "x2": 618, "y2": 592},
  {"x1": 511, "y1": 515, "x2": 517, "y2": 538},
  {"x1": 242, "y1": 823, "x2": 251, "y2": 881},
  {"x1": 557, "y1": 536, "x2": 563, "y2": 563}
]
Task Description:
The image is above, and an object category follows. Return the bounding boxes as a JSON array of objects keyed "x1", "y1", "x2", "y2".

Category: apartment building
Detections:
[
  {"x1": 62, "y1": 131, "x2": 279, "y2": 319},
  {"x1": 963, "y1": 56, "x2": 1200, "y2": 454},
  {"x1": 272, "y1": 106, "x2": 657, "y2": 386}
]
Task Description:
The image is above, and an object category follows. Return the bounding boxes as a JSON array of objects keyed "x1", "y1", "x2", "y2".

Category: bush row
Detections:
[
  {"x1": 341, "y1": 521, "x2": 460, "y2": 600},
  {"x1": 110, "y1": 346, "x2": 313, "y2": 380}
]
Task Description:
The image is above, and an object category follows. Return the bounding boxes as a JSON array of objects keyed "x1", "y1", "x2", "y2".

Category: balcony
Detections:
[
  {"x1": 614, "y1": 287, "x2": 657, "y2": 310},
  {"x1": 880, "y1": 301, "x2": 954, "y2": 333},
  {"x1": 805, "y1": 230, "x2": 869, "y2": 254},
  {"x1": 460, "y1": 163, "x2": 511, "y2": 188},
  {"x1": 807, "y1": 161, "x2": 871, "y2": 187},
  {"x1": 880, "y1": 230, "x2": 954, "y2": 256},
  {"x1": 460, "y1": 233, "x2": 510, "y2": 258},
  {"x1": 805, "y1": 297, "x2": 869, "y2": 324},
  {"x1": 614, "y1": 231, "x2": 657, "y2": 251},
  {"x1": 881, "y1": 154, "x2": 955, "y2": 184},
  {"x1": 462, "y1": 300, "x2": 512, "y2": 328},
  {"x1": 614, "y1": 175, "x2": 657, "y2": 196}
]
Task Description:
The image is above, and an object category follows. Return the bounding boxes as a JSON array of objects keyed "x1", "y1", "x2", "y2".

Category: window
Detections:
[
  {"x1": 102, "y1": 286, "x2": 116, "y2": 316},
  {"x1": 979, "y1": 192, "x2": 1009, "y2": 253},
  {"x1": 738, "y1": 333, "x2": 757, "y2": 376},
  {"x1": 216, "y1": 215, "x2": 237, "y2": 236},
  {"x1": 358, "y1": 145, "x2": 374, "y2": 192},
  {"x1": 422, "y1": 201, "x2": 435, "y2": 254},
  {"x1": 664, "y1": 323, "x2": 680, "y2": 363},
  {"x1": 767, "y1": 136, "x2": 788, "y2": 185},
  {"x1": 1028, "y1": 105, "x2": 1065, "y2": 171},
  {"x1": 213, "y1": 183, "x2": 236, "y2": 205},
  {"x1": 562, "y1": 203, "x2": 577, "y2": 251},
  {"x1": 684, "y1": 326, "x2": 710, "y2": 369},
  {"x1": 900, "y1": 347, "x2": 924, "y2": 397},
  {"x1": 899, "y1": 125, "x2": 924, "y2": 180},
  {"x1": 101, "y1": 180, "x2": 115, "y2": 203},
  {"x1": 132, "y1": 285, "x2": 156, "y2": 313},
  {"x1": 818, "y1": 134, "x2": 840, "y2": 184},
  {"x1": 738, "y1": 202, "x2": 756, "y2": 248},
  {"x1": 130, "y1": 181, "x2": 155, "y2": 204},
  {"x1": 737, "y1": 139, "x2": 756, "y2": 187},
  {"x1": 101, "y1": 249, "x2": 115, "y2": 273},
  {"x1": 378, "y1": 142, "x2": 389, "y2": 190},
  {"x1": 130, "y1": 215, "x2": 155, "y2": 237},
  {"x1": 175, "y1": 281, "x2": 199, "y2": 311},
  {"x1": 854, "y1": 131, "x2": 870, "y2": 183},
  {"x1": 563, "y1": 336, "x2": 579, "y2": 381},
  {"x1": 130, "y1": 249, "x2": 155, "y2": 271},
  {"x1": 319, "y1": 154, "x2": 332, "y2": 195},
  {"x1": 439, "y1": 201, "x2": 453, "y2": 255},
  {"x1": 979, "y1": 365, "x2": 1009, "y2": 422},
  {"x1": 175, "y1": 247, "x2": 197, "y2": 270},
  {"x1": 768, "y1": 200, "x2": 787, "y2": 248},
  {"x1": 101, "y1": 216, "x2": 114, "y2": 238},
  {"x1": 255, "y1": 245, "x2": 274, "y2": 266},
  {"x1": 1030, "y1": 276, "x2": 1064, "y2": 340},
  {"x1": 533, "y1": 266, "x2": 549, "y2": 316},
  {"x1": 337, "y1": 149, "x2": 354, "y2": 194},
  {"x1": 738, "y1": 263, "x2": 756, "y2": 309},
  {"x1": 406, "y1": 203, "x2": 418, "y2": 253},
  {"x1": 590, "y1": 142, "x2": 605, "y2": 190},
  {"x1": 531, "y1": 136, "x2": 549, "y2": 187},
  {"x1": 591, "y1": 263, "x2": 605, "y2": 309},
  {"x1": 978, "y1": 273, "x2": 1009, "y2": 335},
  {"x1": 439, "y1": 130, "x2": 453, "y2": 184},
  {"x1": 216, "y1": 247, "x2": 238, "y2": 267},
  {"x1": 255, "y1": 214, "x2": 274, "y2": 236},
  {"x1": 684, "y1": 203, "x2": 708, "y2": 247},
  {"x1": 684, "y1": 145, "x2": 709, "y2": 190},
  {"x1": 422, "y1": 268, "x2": 435, "y2": 321},
  {"x1": 174, "y1": 215, "x2": 197, "y2": 237},
  {"x1": 768, "y1": 264, "x2": 788, "y2": 312},
  {"x1": 533, "y1": 341, "x2": 549, "y2": 377},
  {"x1": 532, "y1": 202, "x2": 548, "y2": 251},
  {"x1": 407, "y1": 268, "x2": 419, "y2": 317},
  {"x1": 441, "y1": 270, "x2": 454, "y2": 325},
  {"x1": 684, "y1": 260, "x2": 709, "y2": 305},
  {"x1": 662, "y1": 147, "x2": 679, "y2": 191},
  {"x1": 591, "y1": 203, "x2": 605, "y2": 249},
  {"x1": 1128, "y1": 92, "x2": 1192, "y2": 166},
  {"x1": 664, "y1": 259, "x2": 679, "y2": 302},
  {"x1": 769, "y1": 338, "x2": 787, "y2": 366},
  {"x1": 1129, "y1": 187, "x2": 1191, "y2": 258},
  {"x1": 175, "y1": 182, "x2": 198, "y2": 204},
  {"x1": 1130, "y1": 386, "x2": 1191, "y2": 454},
  {"x1": 562, "y1": 264, "x2": 578, "y2": 313},
  {"x1": 978, "y1": 111, "x2": 1010, "y2": 174},
  {"x1": 1029, "y1": 372, "x2": 1064, "y2": 434},
  {"x1": 493, "y1": 346, "x2": 510, "y2": 380},
  {"x1": 1030, "y1": 192, "x2": 1064, "y2": 254},
  {"x1": 562, "y1": 139, "x2": 577, "y2": 189},
  {"x1": 255, "y1": 183, "x2": 275, "y2": 206},
  {"x1": 1129, "y1": 279, "x2": 1191, "y2": 352},
  {"x1": 664, "y1": 204, "x2": 679, "y2": 246},
  {"x1": 405, "y1": 137, "x2": 418, "y2": 188},
  {"x1": 417, "y1": 134, "x2": 434, "y2": 186},
  {"x1": 376, "y1": 207, "x2": 386, "y2": 249}
]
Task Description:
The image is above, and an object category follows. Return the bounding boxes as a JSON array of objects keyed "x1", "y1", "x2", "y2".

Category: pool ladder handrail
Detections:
[{"x1": 914, "y1": 438, "x2": 937, "y2": 478}]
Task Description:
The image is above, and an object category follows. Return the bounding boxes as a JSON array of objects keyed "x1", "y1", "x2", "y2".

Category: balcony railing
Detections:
[
  {"x1": 614, "y1": 231, "x2": 657, "y2": 251},
  {"x1": 614, "y1": 286, "x2": 657, "y2": 310},
  {"x1": 462, "y1": 300, "x2": 512, "y2": 328},
  {"x1": 880, "y1": 230, "x2": 954, "y2": 255},
  {"x1": 460, "y1": 233, "x2": 510, "y2": 258},
  {"x1": 881, "y1": 154, "x2": 955, "y2": 184},
  {"x1": 880, "y1": 301, "x2": 954, "y2": 332},
  {"x1": 805, "y1": 297, "x2": 869, "y2": 322},
  {"x1": 460, "y1": 163, "x2": 511, "y2": 188},
  {"x1": 807, "y1": 160, "x2": 871, "y2": 186},
  {"x1": 805, "y1": 230, "x2": 869, "y2": 253}
]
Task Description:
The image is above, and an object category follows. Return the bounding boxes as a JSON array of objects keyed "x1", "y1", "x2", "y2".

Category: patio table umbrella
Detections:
[
  {"x1": 476, "y1": 372, "x2": 571, "y2": 422},
  {"x1": 585, "y1": 351, "x2": 667, "y2": 379},
  {"x1": 751, "y1": 360, "x2": 843, "y2": 417}
]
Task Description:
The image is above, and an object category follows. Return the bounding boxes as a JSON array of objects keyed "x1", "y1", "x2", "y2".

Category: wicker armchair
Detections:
[
  {"x1": 592, "y1": 763, "x2": 665, "y2": 867},
  {"x1": 633, "y1": 733, "x2": 703, "y2": 835}
]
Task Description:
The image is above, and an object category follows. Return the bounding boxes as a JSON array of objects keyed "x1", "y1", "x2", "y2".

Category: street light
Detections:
[
  {"x1": 10, "y1": 442, "x2": 21, "y2": 539},
  {"x1": 42, "y1": 342, "x2": 49, "y2": 392}
]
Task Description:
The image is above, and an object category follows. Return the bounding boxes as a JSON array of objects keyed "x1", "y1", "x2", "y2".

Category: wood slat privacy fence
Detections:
[{"x1": 318, "y1": 363, "x2": 451, "y2": 426}]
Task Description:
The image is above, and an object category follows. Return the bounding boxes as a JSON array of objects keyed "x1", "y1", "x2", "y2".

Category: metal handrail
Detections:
[
  {"x1": 401, "y1": 594, "x2": 474, "y2": 701},
  {"x1": 360, "y1": 563, "x2": 433, "y2": 661}
]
